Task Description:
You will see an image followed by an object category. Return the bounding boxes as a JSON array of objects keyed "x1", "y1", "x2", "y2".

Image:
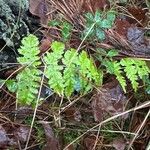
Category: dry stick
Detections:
[
  {"x1": 117, "y1": 6, "x2": 144, "y2": 27},
  {"x1": 23, "y1": 66, "x2": 46, "y2": 150},
  {"x1": 99, "y1": 130, "x2": 136, "y2": 135},
  {"x1": 58, "y1": 95, "x2": 64, "y2": 127},
  {"x1": 63, "y1": 100, "x2": 150, "y2": 150},
  {"x1": 0, "y1": 65, "x2": 24, "y2": 89},
  {"x1": 146, "y1": 140, "x2": 150, "y2": 150},
  {"x1": 92, "y1": 124, "x2": 101, "y2": 150},
  {"x1": 60, "y1": 94, "x2": 85, "y2": 113},
  {"x1": 66, "y1": 22, "x2": 96, "y2": 71},
  {"x1": 127, "y1": 108, "x2": 150, "y2": 150}
]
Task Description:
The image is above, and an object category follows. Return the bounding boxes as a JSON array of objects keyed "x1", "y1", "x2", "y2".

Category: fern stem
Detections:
[
  {"x1": 24, "y1": 66, "x2": 46, "y2": 150},
  {"x1": 77, "y1": 22, "x2": 96, "y2": 52},
  {"x1": 64, "y1": 101, "x2": 150, "y2": 150},
  {"x1": 67, "y1": 22, "x2": 96, "y2": 69}
]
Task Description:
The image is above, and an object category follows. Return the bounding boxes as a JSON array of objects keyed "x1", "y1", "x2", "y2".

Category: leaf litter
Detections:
[
  {"x1": 91, "y1": 80, "x2": 127, "y2": 122},
  {"x1": 0, "y1": 0, "x2": 150, "y2": 149}
]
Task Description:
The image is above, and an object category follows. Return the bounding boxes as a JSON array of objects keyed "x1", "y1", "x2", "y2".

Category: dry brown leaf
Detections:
[
  {"x1": 40, "y1": 38, "x2": 52, "y2": 54},
  {"x1": 39, "y1": 121, "x2": 60, "y2": 150},
  {"x1": 115, "y1": 19, "x2": 131, "y2": 37},
  {"x1": 112, "y1": 137, "x2": 126, "y2": 150},
  {"x1": 127, "y1": 7, "x2": 148, "y2": 26},
  {"x1": 64, "y1": 106, "x2": 82, "y2": 122},
  {"x1": 82, "y1": 0, "x2": 110, "y2": 13},
  {"x1": 127, "y1": 27, "x2": 150, "y2": 55},
  {"x1": 14, "y1": 126, "x2": 30, "y2": 143},
  {"x1": 91, "y1": 80, "x2": 127, "y2": 122},
  {"x1": 29, "y1": 0, "x2": 48, "y2": 25},
  {"x1": 83, "y1": 135, "x2": 102, "y2": 150},
  {"x1": 0, "y1": 125, "x2": 9, "y2": 148}
]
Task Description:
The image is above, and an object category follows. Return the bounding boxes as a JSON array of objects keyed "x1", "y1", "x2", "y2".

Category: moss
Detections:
[
  {"x1": 0, "y1": 0, "x2": 29, "y2": 47},
  {"x1": 5, "y1": 0, "x2": 29, "y2": 14}
]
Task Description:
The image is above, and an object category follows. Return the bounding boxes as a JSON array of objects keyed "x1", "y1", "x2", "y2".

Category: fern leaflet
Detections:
[
  {"x1": 17, "y1": 34, "x2": 41, "y2": 105},
  {"x1": 120, "y1": 58, "x2": 150, "y2": 91},
  {"x1": 44, "y1": 41, "x2": 65, "y2": 95},
  {"x1": 44, "y1": 42, "x2": 102, "y2": 97}
]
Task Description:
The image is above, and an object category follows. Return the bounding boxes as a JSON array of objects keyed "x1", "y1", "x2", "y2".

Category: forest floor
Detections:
[{"x1": 0, "y1": 0, "x2": 150, "y2": 150}]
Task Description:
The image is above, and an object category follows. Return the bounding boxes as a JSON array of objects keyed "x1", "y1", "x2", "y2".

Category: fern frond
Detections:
[
  {"x1": 78, "y1": 51, "x2": 102, "y2": 93},
  {"x1": 17, "y1": 34, "x2": 41, "y2": 67},
  {"x1": 44, "y1": 41, "x2": 65, "y2": 95},
  {"x1": 113, "y1": 61, "x2": 127, "y2": 92},
  {"x1": 44, "y1": 41, "x2": 102, "y2": 97},
  {"x1": 104, "y1": 60, "x2": 126, "y2": 92},
  {"x1": 120, "y1": 58, "x2": 150, "y2": 91},
  {"x1": 17, "y1": 68, "x2": 41, "y2": 105},
  {"x1": 62, "y1": 48, "x2": 78, "y2": 97},
  {"x1": 103, "y1": 57, "x2": 150, "y2": 92},
  {"x1": 134, "y1": 59, "x2": 150, "y2": 79},
  {"x1": 17, "y1": 34, "x2": 41, "y2": 105}
]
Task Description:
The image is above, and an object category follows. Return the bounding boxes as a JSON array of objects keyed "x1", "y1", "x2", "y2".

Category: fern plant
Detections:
[
  {"x1": 48, "y1": 20, "x2": 73, "y2": 42},
  {"x1": 120, "y1": 58, "x2": 150, "y2": 91},
  {"x1": 16, "y1": 34, "x2": 41, "y2": 105},
  {"x1": 83, "y1": 10, "x2": 116, "y2": 40},
  {"x1": 62, "y1": 48, "x2": 79, "y2": 97},
  {"x1": 4, "y1": 34, "x2": 150, "y2": 105},
  {"x1": 44, "y1": 42, "x2": 102, "y2": 98},
  {"x1": 4, "y1": 34, "x2": 102, "y2": 105},
  {"x1": 43, "y1": 41, "x2": 65, "y2": 96},
  {"x1": 103, "y1": 57, "x2": 150, "y2": 92}
]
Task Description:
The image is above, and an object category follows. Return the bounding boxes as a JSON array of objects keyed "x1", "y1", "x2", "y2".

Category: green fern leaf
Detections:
[
  {"x1": 5, "y1": 79, "x2": 17, "y2": 93},
  {"x1": 17, "y1": 34, "x2": 41, "y2": 105},
  {"x1": 17, "y1": 67, "x2": 41, "y2": 105},
  {"x1": 44, "y1": 41, "x2": 102, "y2": 97},
  {"x1": 113, "y1": 61, "x2": 127, "y2": 92},
  {"x1": 78, "y1": 51, "x2": 102, "y2": 93},
  {"x1": 62, "y1": 49, "x2": 78, "y2": 97},
  {"x1": 120, "y1": 58, "x2": 150, "y2": 91},
  {"x1": 104, "y1": 60, "x2": 126, "y2": 92},
  {"x1": 17, "y1": 34, "x2": 41, "y2": 67},
  {"x1": 44, "y1": 41, "x2": 65, "y2": 95}
]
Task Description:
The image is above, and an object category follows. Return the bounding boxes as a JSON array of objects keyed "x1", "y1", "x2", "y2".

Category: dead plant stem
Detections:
[
  {"x1": 63, "y1": 100, "x2": 150, "y2": 150},
  {"x1": 24, "y1": 66, "x2": 46, "y2": 150}
]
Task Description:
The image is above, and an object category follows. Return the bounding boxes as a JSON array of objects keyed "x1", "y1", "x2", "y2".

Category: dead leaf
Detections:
[
  {"x1": 112, "y1": 137, "x2": 126, "y2": 150},
  {"x1": 64, "y1": 106, "x2": 82, "y2": 122},
  {"x1": 91, "y1": 80, "x2": 127, "y2": 122},
  {"x1": 82, "y1": 0, "x2": 110, "y2": 13},
  {"x1": 127, "y1": 27, "x2": 150, "y2": 55},
  {"x1": 29, "y1": 0, "x2": 48, "y2": 25},
  {"x1": 40, "y1": 38, "x2": 51, "y2": 54},
  {"x1": 14, "y1": 126, "x2": 30, "y2": 143},
  {"x1": 83, "y1": 135, "x2": 102, "y2": 150},
  {"x1": 127, "y1": 7, "x2": 148, "y2": 26},
  {"x1": 39, "y1": 121, "x2": 60, "y2": 150},
  {"x1": 115, "y1": 19, "x2": 131, "y2": 37},
  {"x1": 0, "y1": 125, "x2": 9, "y2": 148}
]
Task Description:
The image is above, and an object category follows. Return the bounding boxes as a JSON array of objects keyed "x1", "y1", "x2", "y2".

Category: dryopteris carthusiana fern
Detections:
[
  {"x1": 5, "y1": 34, "x2": 102, "y2": 105},
  {"x1": 5, "y1": 34, "x2": 150, "y2": 105},
  {"x1": 43, "y1": 41, "x2": 102, "y2": 98},
  {"x1": 16, "y1": 35, "x2": 41, "y2": 105},
  {"x1": 103, "y1": 57, "x2": 150, "y2": 92}
]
